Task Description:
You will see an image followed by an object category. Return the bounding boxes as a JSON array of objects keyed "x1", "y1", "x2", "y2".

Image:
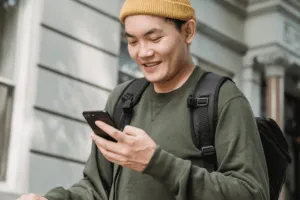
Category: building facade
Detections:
[{"x1": 0, "y1": 0, "x2": 300, "y2": 199}]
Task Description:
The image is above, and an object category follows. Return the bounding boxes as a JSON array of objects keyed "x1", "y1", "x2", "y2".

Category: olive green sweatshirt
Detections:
[{"x1": 44, "y1": 67, "x2": 269, "y2": 200}]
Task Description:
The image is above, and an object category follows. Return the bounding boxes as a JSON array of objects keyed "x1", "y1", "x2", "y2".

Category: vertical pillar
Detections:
[
  {"x1": 265, "y1": 64, "x2": 285, "y2": 127},
  {"x1": 243, "y1": 65, "x2": 262, "y2": 117},
  {"x1": 265, "y1": 64, "x2": 286, "y2": 200}
]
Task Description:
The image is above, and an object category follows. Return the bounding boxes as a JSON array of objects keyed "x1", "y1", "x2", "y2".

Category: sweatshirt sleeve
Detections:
[
  {"x1": 44, "y1": 142, "x2": 114, "y2": 200},
  {"x1": 44, "y1": 81, "x2": 132, "y2": 200},
  {"x1": 142, "y1": 87, "x2": 269, "y2": 200}
]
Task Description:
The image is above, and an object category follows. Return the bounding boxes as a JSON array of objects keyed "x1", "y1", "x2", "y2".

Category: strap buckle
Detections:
[
  {"x1": 201, "y1": 145, "x2": 215, "y2": 156},
  {"x1": 187, "y1": 95, "x2": 209, "y2": 107},
  {"x1": 122, "y1": 93, "x2": 133, "y2": 101},
  {"x1": 122, "y1": 93, "x2": 134, "y2": 114}
]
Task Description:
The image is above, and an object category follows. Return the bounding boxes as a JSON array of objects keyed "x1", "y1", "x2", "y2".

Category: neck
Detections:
[{"x1": 154, "y1": 61, "x2": 195, "y2": 93}]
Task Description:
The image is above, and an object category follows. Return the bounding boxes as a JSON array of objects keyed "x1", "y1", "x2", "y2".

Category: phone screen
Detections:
[{"x1": 82, "y1": 110, "x2": 116, "y2": 142}]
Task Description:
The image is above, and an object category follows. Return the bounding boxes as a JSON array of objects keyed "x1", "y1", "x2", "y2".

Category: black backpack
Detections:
[{"x1": 112, "y1": 71, "x2": 292, "y2": 200}]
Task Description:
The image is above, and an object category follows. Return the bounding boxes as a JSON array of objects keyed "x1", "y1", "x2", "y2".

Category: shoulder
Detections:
[
  {"x1": 105, "y1": 80, "x2": 133, "y2": 116},
  {"x1": 111, "y1": 80, "x2": 133, "y2": 100},
  {"x1": 217, "y1": 78, "x2": 249, "y2": 115}
]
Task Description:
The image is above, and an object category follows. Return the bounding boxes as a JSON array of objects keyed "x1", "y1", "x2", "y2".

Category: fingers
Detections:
[
  {"x1": 98, "y1": 145, "x2": 126, "y2": 165},
  {"x1": 91, "y1": 133, "x2": 119, "y2": 152},
  {"x1": 95, "y1": 121, "x2": 125, "y2": 142},
  {"x1": 91, "y1": 134, "x2": 130, "y2": 156},
  {"x1": 17, "y1": 194, "x2": 46, "y2": 200},
  {"x1": 123, "y1": 125, "x2": 142, "y2": 136}
]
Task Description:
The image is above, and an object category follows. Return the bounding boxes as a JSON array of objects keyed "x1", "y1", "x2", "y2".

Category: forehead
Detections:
[{"x1": 124, "y1": 15, "x2": 173, "y2": 34}]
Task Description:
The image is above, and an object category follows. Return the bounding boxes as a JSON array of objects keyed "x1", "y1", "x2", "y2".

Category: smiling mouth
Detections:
[{"x1": 143, "y1": 61, "x2": 162, "y2": 67}]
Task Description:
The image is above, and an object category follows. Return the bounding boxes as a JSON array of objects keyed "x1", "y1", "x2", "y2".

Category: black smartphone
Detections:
[{"x1": 82, "y1": 110, "x2": 116, "y2": 142}]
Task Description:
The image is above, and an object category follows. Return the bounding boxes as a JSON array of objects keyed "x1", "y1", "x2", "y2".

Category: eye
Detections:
[
  {"x1": 128, "y1": 40, "x2": 138, "y2": 46},
  {"x1": 151, "y1": 36, "x2": 163, "y2": 43}
]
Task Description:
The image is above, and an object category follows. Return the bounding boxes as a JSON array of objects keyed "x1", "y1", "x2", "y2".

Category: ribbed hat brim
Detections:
[{"x1": 120, "y1": 0, "x2": 196, "y2": 23}]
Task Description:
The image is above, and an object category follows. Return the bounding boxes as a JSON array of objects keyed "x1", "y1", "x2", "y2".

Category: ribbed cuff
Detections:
[{"x1": 142, "y1": 146, "x2": 190, "y2": 193}]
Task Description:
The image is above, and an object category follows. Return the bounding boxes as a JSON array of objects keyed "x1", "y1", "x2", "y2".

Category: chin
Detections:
[{"x1": 143, "y1": 74, "x2": 163, "y2": 83}]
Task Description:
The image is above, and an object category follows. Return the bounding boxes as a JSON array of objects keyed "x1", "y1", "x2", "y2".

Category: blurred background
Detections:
[{"x1": 0, "y1": 0, "x2": 299, "y2": 199}]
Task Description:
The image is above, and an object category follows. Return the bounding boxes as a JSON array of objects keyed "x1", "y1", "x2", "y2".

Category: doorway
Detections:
[{"x1": 284, "y1": 94, "x2": 300, "y2": 200}]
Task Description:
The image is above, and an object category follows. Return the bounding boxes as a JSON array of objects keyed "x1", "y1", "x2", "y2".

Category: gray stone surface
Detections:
[{"x1": 0, "y1": 191, "x2": 19, "y2": 200}]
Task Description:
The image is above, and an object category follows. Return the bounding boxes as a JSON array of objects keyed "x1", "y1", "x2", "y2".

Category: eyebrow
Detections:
[{"x1": 125, "y1": 28, "x2": 163, "y2": 38}]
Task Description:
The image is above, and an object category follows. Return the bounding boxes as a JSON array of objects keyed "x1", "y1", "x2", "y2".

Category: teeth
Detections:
[{"x1": 144, "y1": 62, "x2": 160, "y2": 67}]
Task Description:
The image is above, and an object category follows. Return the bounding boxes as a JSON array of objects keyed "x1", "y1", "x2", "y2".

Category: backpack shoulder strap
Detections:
[
  {"x1": 113, "y1": 78, "x2": 150, "y2": 130},
  {"x1": 188, "y1": 72, "x2": 232, "y2": 171},
  {"x1": 111, "y1": 78, "x2": 149, "y2": 200}
]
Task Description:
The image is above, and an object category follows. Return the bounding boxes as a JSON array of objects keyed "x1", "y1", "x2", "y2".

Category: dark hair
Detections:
[{"x1": 165, "y1": 18, "x2": 186, "y2": 31}]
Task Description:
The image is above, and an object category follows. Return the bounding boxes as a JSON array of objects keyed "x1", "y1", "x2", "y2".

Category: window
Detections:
[
  {"x1": 0, "y1": 79, "x2": 13, "y2": 181},
  {"x1": 0, "y1": 2, "x2": 17, "y2": 181},
  {"x1": 118, "y1": 29, "x2": 143, "y2": 84}
]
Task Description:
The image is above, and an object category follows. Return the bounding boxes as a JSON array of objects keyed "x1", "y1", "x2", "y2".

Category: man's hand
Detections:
[
  {"x1": 17, "y1": 194, "x2": 47, "y2": 200},
  {"x1": 91, "y1": 121, "x2": 157, "y2": 172}
]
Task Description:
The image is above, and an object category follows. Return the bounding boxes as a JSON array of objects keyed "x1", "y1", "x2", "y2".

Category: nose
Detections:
[{"x1": 138, "y1": 43, "x2": 154, "y2": 59}]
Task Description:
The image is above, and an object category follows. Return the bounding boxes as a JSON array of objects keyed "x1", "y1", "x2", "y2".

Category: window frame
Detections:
[
  {"x1": 0, "y1": 78, "x2": 14, "y2": 181},
  {"x1": 0, "y1": 0, "x2": 43, "y2": 194},
  {"x1": 0, "y1": 4, "x2": 16, "y2": 182}
]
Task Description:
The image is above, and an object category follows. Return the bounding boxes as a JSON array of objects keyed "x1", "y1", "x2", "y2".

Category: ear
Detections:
[{"x1": 182, "y1": 19, "x2": 196, "y2": 44}]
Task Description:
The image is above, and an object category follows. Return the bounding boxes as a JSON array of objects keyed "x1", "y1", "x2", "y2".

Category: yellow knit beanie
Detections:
[{"x1": 119, "y1": 0, "x2": 196, "y2": 24}]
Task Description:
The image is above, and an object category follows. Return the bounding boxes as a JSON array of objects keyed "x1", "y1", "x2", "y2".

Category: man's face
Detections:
[{"x1": 124, "y1": 15, "x2": 189, "y2": 83}]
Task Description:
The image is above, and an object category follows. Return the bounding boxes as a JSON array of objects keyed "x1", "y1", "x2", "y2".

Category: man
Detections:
[{"x1": 18, "y1": 0, "x2": 269, "y2": 199}]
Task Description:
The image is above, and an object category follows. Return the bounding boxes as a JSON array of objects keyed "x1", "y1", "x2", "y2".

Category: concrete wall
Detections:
[
  {"x1": 0, "y1": 191, "x2": 19, "y2": 200},
  {"x1": 190, "y1": 0, "x2": 245, "y2": 88},
  {"x1": 191, "y1": 0, "x2": 244, "y2": 44},
  {"x1": 28, "y1": 0, "x2": 121, "y2": 194}
]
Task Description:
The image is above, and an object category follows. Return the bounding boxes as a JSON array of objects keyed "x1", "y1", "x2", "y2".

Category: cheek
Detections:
[
  {"x1": 158, "y1": 39, "x2": 184, "y2": 62},
  {"x1": 128, "y1": 46, "x2": 138, "y2": 61}
]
